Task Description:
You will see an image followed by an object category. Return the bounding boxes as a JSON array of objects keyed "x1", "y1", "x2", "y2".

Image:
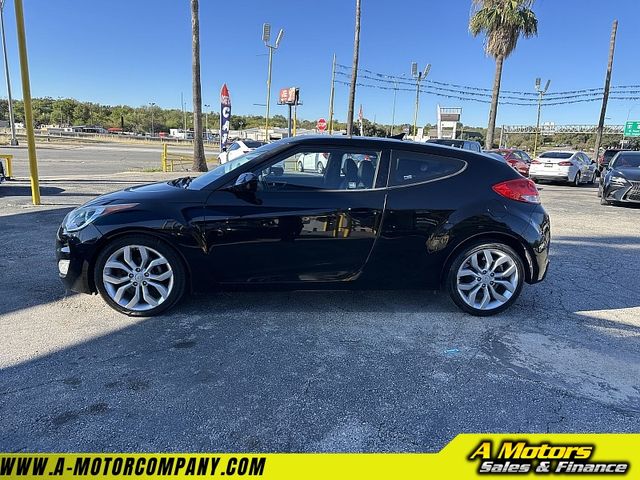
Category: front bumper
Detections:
[
  {"x1": 602, "y1": 182, "x2": 640, "y2": 203},
  {"x1": 55, "y1": 223, "x2": 104, "y2": 294}
]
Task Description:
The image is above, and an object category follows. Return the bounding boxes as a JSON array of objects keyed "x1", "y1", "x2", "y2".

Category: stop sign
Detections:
[{"x1": 316, "y1": 118, "x2": 327, "y2": 132}]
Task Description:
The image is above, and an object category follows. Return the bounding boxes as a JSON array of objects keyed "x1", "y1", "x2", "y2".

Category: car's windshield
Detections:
[
  {"x1": 604, "y1": 150, "x2": 623, "y2": 161},
  {"x1": 188, "y1": 142, "x2": 279, "y2": 189},
  {"x1": 539, "y1": 152, "x2": 573, "y2": 159},
  {"x1": 611, "y1": 153, "x2": 640, "y2": 169}
]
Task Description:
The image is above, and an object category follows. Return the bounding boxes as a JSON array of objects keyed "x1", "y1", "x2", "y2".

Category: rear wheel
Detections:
[
  {"x1": 447, "y1": 242, "x2": 525, "y2": 316},
  {"x1": 94, "y1": 235, "x2": 186, "y2": 316},
  {"x1": 316, "y1": 161, "x2": 325, "y2": 174},
  {"x1": 296, "y1": 160, "x2": 304, "y2": 172}
]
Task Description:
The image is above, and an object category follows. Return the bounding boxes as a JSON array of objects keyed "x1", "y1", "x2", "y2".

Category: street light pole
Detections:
[
  {"x1": 1, "y1": 0, "x2": 17, "y2": 145},
  {"x1": 204, "y1": 103, "x2": 210, "y2": 141},
  {"x1": 411, "y1": 62, "x2": 431, "y2": 138},
  {"x1": 262, "y1": 23, "x2": 284, "y2": 142},
  {"x1": 533, "y1": 77, "x2": 551, "y2": 157},
  {"x1": 149, "y1": 102, "x2": 156, "y2": 136}
]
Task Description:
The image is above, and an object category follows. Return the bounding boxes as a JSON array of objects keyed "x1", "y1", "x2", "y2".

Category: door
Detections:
[{"x1": 203, "y1": 146, "x2": 387, "y2": 284}]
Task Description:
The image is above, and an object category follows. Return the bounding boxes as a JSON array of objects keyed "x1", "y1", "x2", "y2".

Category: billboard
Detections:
[
  {"x1": 220, "y1": 84, "x2": 231, "y2": 151},
  {"x1": 278, "y1": 87, "x2": 299, "y2": 105}
]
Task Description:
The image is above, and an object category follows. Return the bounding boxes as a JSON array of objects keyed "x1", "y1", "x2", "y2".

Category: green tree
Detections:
[{"x1": 469, "y1": 0, "x2": 538, "y2": 149}]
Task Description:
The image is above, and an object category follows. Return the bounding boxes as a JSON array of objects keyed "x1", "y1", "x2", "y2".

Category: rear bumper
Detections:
[{"x1": 521, "y1": 206, "x2": 551, "y2": 284}]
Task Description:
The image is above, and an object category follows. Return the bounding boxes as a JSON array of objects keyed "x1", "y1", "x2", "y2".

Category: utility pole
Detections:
[
  {"x1": 0, "y1": 0, "x2": 17, "y2": 145},
  {"x1": 411, "y1": 62, "x2": 431, "y2": 138},
  {"x1": 346, "y1": 0, "x2": 361, "y2": 137},
  {"x1": 328, "y1": 53, "x2": 336, "y2": 134},
  {"x1": 13, "y1": 0, "x2": 39, "y2": 203},
  {"x1": 593, "y1": 20, "x2": 618, "y2": 164},
  {"x1": 390, "y1": 77, "x2": 403, "y2": 136},
  {"x1": 262, "y1": 23, "x2": 284, "y2": 142},
  {"x1": 533, "y1": 78, "x2": 551, "y2": 157}
]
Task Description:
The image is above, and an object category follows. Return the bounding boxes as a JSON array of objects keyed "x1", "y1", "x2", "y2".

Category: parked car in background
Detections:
[
  {"x1": 488, "y1": 149, "x2": 532, "y2": 177},
  {"x1": 529, "y1": 151, "x2": 597, "y2": 186},
  {"x1": 296, "y1": 152, "x2": 329, "y2": 173},
  {"x1": 598, "y1": 151, "x2": 640, "y2": 205},
  {"x1": 218, "y1": 140, "x2": 266, "y2": 164},
  {"x1": 426, "y1": 138, "x2": 482, "y2": 153},
  {"x1": 598, "y1": 148, "x2": 630, "y2": 174},
  {"x1": 56, "y1": 136, "x2": 549, "y2": 317}
]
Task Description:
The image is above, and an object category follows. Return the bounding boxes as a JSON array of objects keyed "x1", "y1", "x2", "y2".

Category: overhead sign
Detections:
[
  {"x1": 220, "y1": 84, "x2": 231, "y2": 151},
  {"x1": 316, "y1": 118, "x2": 327, "y2": 132},
  {"x1": 624, "y1": 121, "x2": 640, "y2": 137},
  {"x1": 279, "y1": 87, "x2": 299, "y2": 105}
]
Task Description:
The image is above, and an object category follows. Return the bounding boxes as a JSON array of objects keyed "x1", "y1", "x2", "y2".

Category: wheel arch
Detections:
[
  {"x1": 439, "y1": 231, "x2": 535, "y2": 287},
  {"x1": 87, "y1": 228, "x2": 193, "y2": 294}
]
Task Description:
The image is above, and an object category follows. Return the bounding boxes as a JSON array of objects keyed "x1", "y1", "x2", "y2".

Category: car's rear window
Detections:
[
  {"x1": 391, "y1": 150, "x2": 466, "y2": 186},
  {"x1": 539, "y1": 152, "x2": 572, "y2": 159},
  {"x1": 243, "y1": 140, "x2": 266, "y2": 148}
]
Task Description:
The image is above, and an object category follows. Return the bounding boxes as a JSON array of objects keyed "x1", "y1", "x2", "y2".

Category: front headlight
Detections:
[
  {"x1": 610, "y1": 176, "x2": 628, "y2": 186},
  {"x1": 63, "y1": 203, "x2": 138, "y2": 232}
]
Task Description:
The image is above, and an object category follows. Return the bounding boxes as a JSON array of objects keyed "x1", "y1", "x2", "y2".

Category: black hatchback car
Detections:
[
  {"x1": 56, "y1": 136, "x2": 550, "y2": 317},
  {"x1": 599, "y1": 151, "x2": 640, "y2": 205}
]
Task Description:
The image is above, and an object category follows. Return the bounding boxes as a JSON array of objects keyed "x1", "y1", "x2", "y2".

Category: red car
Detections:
[{"x1": 488, "y1": 149, "x2": 532, "y2": 177}]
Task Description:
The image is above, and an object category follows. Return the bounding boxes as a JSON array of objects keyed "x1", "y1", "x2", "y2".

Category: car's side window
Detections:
[
  {"x1": 519, "y1": 151, "x2": 532, "y2": 163},
  {"x1": 390, "y1": 150, "x2": 466, "y2": 187},
  {"x1": 254, "y1": 149, "x2": 380, "y2": 192}
]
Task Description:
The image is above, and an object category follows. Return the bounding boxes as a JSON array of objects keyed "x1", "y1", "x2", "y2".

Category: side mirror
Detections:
[{"x1": 231, "y1": 172, "x2": 258, "y2": 193}]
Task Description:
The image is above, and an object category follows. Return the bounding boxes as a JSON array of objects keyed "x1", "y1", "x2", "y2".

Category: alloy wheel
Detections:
[
  {"x1": 102, "y1": 245, "x2": 174, "y2": 312},
  {"x1": 456, "y1": 248, "x2": 519, "y2": 311}
]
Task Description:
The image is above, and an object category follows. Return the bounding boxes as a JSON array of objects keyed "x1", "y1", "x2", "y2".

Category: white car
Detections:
[
  {"x1": 218, "y1": 140, "x2": 266, "y2": 164},
  {"x1": 296, "y1": 152, "x2": 329, "y2": 173},
  {"x1": 529, "y1": 150, "x2": 597, "y2": 186}
]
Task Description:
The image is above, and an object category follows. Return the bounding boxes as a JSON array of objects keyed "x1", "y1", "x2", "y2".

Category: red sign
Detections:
[{"x1": 316, "y1": 118, "x2": 327, "y2": 132}]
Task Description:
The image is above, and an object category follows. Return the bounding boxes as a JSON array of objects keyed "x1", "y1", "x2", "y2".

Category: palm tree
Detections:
[
  {"x1": 346, "y1": 0, "x2": 361, "y2": 136},
  {"x1": 470, "y1": 0, "x2": 538, "y2": 149},
  {"x1": 191, "y1": 0, "x2": 207, "y2": 172}
]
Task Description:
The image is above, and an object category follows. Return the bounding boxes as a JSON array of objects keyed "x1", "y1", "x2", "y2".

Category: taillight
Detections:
[
  {"x1": 492, "y1": 178, "x2": 540, "y2": 204},
  {"x1": 531, "y1": 159, "x2": 541, "y2": 164},
  {"x1": 558, "y1": 161, "x2": 572, "y2": 166}
]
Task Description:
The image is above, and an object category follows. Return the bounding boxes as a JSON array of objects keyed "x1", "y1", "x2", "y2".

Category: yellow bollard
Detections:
[
  {"x1": 0, "y1": 154, "x2": 12, "y2": 178},
  {"x1": 161, "y1": 143, "x2": 168, "y2": 172},
  {"x1": 14, "y1": 0, "x2": 40, "y2": 205}
]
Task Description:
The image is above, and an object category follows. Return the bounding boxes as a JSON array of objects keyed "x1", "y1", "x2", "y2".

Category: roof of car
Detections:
[{"x1": 539, "y1": 150, "x2": 579, "y2": 154}]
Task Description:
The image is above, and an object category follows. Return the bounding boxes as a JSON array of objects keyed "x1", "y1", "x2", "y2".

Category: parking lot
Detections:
[{"x1": 0, "y1": 144, "x2": 639, "y2": 452}]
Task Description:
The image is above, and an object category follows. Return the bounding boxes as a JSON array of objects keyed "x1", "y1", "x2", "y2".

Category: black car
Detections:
[
  {"x1": 56, "y1": 136, "x2": 550, "y2": 317},
  {"x1": 598, "y1": 151, "x2": 640, "y2": 205}
]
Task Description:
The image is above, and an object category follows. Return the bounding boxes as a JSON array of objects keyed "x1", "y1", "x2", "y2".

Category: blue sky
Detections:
[{"x1": 2, "y1": 0, "x2": 639, "y2": 127}]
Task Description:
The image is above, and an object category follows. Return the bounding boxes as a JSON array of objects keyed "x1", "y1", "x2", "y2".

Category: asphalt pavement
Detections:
[{"x1": 0, "y1": 147, "x2": 638, "y2": 452}]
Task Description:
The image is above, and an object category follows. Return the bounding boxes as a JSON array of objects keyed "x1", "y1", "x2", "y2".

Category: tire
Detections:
[
  {"x1": 600, "y1": 194, "x2": 611, "y2": 205},
  {"x1": 446, "y1": 242, "x2": 525, "y2": 316},
  {"x1": 94, "y1": 234, "x2": 186, "y2": 316},
  {"x1": 296, "y1": 160, "x2": 304, "y2": 172},
  {"x1": 572, "y1": 172, "x2": 581, "y2": 187},
  {"x1": 316, "y1": 161, "x2": 325, "y2": 174}
]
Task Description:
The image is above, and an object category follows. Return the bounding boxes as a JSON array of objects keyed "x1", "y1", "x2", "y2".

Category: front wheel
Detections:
[
  {"x1": 572, "y1": 172, "x2": 581, "y2": 187},
  {"x1": 447, "y1": 242, "x2": 525, "y2": 316},
  {"x1": 316, "y1": 161, "x2": 325, "y2": 174},
  {"x1": 94, "y1": 235, "x2": 186, "y2": 316},
  {"x1": 296, "y1": 160, "x2": 304, "y2": 172}
]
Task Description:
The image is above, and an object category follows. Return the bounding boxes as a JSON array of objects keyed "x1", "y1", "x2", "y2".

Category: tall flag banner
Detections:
[
  {"x1": 220, "y1": 84, "x2": 231, "y2": 151},
  {"x1": 358, "y1": 104, "x2": 364, "y2": 136}
]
